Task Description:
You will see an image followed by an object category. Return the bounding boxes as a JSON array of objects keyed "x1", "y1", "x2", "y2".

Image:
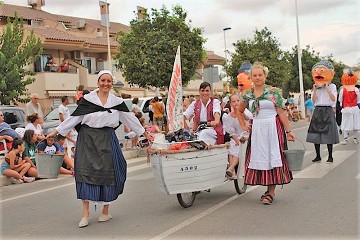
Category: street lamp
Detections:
[
  {"x1": 223, "y1": 27, "x2": 231, "y2": 83},
  {"x1": 105, "y1": 0, "x2": 112, "y2": 71},
  {"x1": 295, "y1": 0, "x2": 306, "y2": 119}
]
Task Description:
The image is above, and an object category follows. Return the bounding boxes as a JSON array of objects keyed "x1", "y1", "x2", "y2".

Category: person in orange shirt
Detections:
[{"x1": 150, "y1": 97, "x2": 164, "y2": 131}]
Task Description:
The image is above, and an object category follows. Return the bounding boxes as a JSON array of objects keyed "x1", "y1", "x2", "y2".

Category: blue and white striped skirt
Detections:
[{"x1": 75, "y1": 128, "x2": 127, "y2": 202}]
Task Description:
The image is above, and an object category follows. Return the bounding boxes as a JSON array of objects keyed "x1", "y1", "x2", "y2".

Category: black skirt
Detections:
[{"x1": 306, "y1": 106, "x2": 339, "y2": 144}]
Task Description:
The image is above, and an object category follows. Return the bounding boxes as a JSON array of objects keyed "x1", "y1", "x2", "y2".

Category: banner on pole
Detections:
[{"x1": 166, "y1": 46, "x2": 183, "y2": 133}]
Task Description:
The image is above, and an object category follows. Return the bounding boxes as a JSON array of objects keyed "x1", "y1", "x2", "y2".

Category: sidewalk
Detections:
[{"x1": 0, "y1": 147, "x2": 147, "y2": 187}]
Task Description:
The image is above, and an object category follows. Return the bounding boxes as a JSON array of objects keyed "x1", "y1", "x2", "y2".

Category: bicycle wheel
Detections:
[
  {"x1": 177, "y1": 192, "x2": 196, "y2": 208},
  {"x1": 234, "y1": 164, "x2": 247, "y2": 194}
]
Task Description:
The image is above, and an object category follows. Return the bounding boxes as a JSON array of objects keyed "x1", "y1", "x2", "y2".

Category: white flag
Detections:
[{"x1": 166, "y1": 46, "x2": 183, "y2": 133}]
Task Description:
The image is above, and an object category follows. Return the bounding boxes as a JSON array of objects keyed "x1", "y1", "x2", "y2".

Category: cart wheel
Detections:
[
  {"x1": 177, "y1": 192, "x2": 196, "y2": 208},
  {"x1": 234, "y1": 165, "x2": 247, "y2": 194}
]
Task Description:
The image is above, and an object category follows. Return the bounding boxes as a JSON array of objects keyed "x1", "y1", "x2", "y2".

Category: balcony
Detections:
[{"x1": 27, "y1": 72, "x2": 80, "y2": 99}]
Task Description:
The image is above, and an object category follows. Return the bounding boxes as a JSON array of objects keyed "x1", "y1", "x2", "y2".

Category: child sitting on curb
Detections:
[
  {"x1": 37, "y1": 136, "x2": 73, "y2": 175},
  {"x1": 1, "y1": 138, "x2": 35, "y2": 184}
]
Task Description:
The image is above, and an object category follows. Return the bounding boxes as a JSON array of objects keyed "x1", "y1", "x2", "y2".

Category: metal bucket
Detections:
[
  {"x1": 283, "y1": 139, "x2": 306, "y2": 171},
  {"x1": 35, "y1": 153, "x2": 64, "y2": 178}
]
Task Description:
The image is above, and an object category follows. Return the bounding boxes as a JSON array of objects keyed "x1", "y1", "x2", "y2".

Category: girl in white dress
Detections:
[{"x1": 223, "y1": 94, "x2": 251, "y2": 179}]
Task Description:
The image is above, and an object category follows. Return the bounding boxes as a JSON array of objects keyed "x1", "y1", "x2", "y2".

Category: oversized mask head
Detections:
[
  {"x1": 341, "y1": 69, "x2": 358, "y2": 86},
  {"x1": 311, "y1": 60, "x2": 335, "y2": 86},
  {"x1": 237, "y1": 61, "x2": 252, "y2": 93},
  {"x1": 237, "y1": 72, "x2": 252, "y2": 93}
]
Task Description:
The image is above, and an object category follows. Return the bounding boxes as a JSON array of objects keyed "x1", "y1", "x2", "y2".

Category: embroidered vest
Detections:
[
  {"x1": 193, "y1": 98, "x2": 224, "y2": 144},
  {"x1": 342, "y1": 88, "x2": 358, "y2": 108}
]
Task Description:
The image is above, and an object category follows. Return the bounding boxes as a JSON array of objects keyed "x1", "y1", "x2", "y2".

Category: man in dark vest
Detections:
[{"x1": 183, "y1": 82, "x2": 224, "y2": 145}]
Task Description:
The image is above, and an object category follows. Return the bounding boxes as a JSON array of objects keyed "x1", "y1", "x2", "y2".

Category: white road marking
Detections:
[
  {"x1": 294, "y1": 150, "x2": 356, "y2": 178},
  {"x1": 150, "y1": 186, "x2": 258, "y2": 240},
  {"x1": 0, "y1": 182, "x2": 75, "y2": 203},
  {"x1": 356, "y1": 173, "x2": 360, "y2": 179}
]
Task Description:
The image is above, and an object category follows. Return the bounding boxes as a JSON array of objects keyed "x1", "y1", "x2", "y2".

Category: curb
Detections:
[{"x1": 122, "y1": 148, "x2": 147, "y2": 159}]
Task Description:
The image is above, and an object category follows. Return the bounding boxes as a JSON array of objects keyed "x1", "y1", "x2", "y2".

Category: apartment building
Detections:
[{"x1": 1, "y1": 1, "x2": 225, "y2": 112}]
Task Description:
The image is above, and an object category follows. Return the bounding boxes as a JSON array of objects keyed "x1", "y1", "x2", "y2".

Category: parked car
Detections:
[
  {"x1": 42, "y1": 103, "x2": 78, "y2": 135},
  {"x1": 0, "y1": 105, "x2": 26, "y2": 129}
]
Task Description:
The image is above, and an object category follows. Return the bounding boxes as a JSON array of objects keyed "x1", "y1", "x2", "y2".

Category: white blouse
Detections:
[
  {"x1": 312, "y1": 83, "x2": 337, "y2": 107},
  {"x1": 56, "y1": 89, "x2": 145, "y2": 137},
  {"x1": 223, "y1": 113, "x2": 244, "y2": 138},
  {"x1": 25, "y1": 123, "x2": 43, "y2": 135},
  {"x1": 183, "y1": 98, "x2": 221, "y2": 122}
]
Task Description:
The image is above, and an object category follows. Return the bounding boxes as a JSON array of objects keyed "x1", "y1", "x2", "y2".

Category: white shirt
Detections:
[
  {"x1": 183, "y1": 98, "x2": 221, "y2": 122},
  {"x1": 58, "y1": 104, "x2": 71, "y2": 120},
  {"x1": 312, "y1": 83, "x2": 337, "y2": 107},
  {"x1": 25, "y1": 123, "x2": 43, "y2": 135},
  {"x1": 56, "y1": 89, "x2": 145, "y2": 137}
]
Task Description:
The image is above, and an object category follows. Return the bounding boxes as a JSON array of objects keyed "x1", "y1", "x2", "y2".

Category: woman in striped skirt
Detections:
[
  {"x1": 47, "y1": 70, "x2": 151, "y2": 228},
  {"x1": 237, "y1": 62, "x2": 295, "y2": 205}
]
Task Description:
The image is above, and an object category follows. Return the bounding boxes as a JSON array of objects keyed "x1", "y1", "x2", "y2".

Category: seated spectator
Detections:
[
  {"x1": 22, "y1": 130, "x2": 38, "y2": 177},
  {"x1": 132, "y1": 97, "x2": 142, "y2": 114},
  {"x1": 293, "y1": 106, "x2": 301, "y2": 121},
  {"x1": 55, "y1": 134, "x2": 74, "y2": 171},
  {"x1": 44, "y1": 57, "x2": 57, "y2": 72},
  {"x1": 140, "y1": 117, "x2": 161, "y2": 134},
  {"x1": 0, "y1": 111, "x2": 21, "y2": 152},
  {"x1": 124, "y1": 125, "x2": 139, "y2": 149},
  {"x1": 1, "y1": 138, "x2": 35, "y2": 184},
  {"x1": 59, "y1": 60, "x2": 70, "y2": 73},
  {"x1": 25, "y1": 113, "x2": 45, "y2": 142},
  {"x1": 37, "y1": 136, "x2": 73, "y2": 175}
]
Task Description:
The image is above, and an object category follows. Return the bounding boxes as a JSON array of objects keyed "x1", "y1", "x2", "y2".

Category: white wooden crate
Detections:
[{"x1": 150, "y1": 144, "x2": 229, "y2": 194}]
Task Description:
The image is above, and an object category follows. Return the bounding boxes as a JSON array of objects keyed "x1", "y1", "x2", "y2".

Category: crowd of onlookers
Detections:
[{"x1": 0, "y1": 94, "x2": 77, "y2": 184}]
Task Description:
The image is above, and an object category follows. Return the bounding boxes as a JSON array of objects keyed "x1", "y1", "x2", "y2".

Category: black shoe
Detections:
[
  {"x1": 327, "y1": 157, "x2": 333, "y2": 163},
  {"x1": 312, "y1": 157, "x2": 321, "y2": 162}
]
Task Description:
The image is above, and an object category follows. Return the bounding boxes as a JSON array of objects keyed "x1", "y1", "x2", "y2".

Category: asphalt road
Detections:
[{"x1": 1, "y1": 120, "x2": 359, "y2": 240}]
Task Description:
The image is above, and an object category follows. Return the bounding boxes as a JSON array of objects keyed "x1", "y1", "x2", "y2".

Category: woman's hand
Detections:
[
  {"x1": 242, "y1": 124, "x2": 252, "y2": 132},
  {"x1": 209, "y1": 120, "x2": 219, "y2": 127},
  {"x1": 143, "y1": 132, "x2": 152, "y2": 142},
  {"x1": 46, "y1": 129, "x2": 58, "y2": 139},
  {"x1": 287, "y1": 132, "x2": 295, "y2": 142}
]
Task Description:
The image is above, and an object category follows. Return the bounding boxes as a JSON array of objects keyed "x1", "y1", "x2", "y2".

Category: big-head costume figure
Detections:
[
  {"x1": 237, "y1": 62, "x2": 252, "y2": 94},
  {"x1": 306, "y1": 60, "x2": 339, "y2": 163},
  {"x1": 338, "y1": 69, "x2": 360, "y2": 144}
]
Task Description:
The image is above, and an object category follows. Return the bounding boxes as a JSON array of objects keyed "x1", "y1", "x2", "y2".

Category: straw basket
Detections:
[
  {"x1": 35, "y1": 153, "x2": 64, "y2": 178},
  {"x1": 283, "y1": 139, "x2": 306, "y2": 171}
]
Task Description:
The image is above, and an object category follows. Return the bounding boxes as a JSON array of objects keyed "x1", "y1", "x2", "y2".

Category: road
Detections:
[{"x1": 1, "y1": 120, "x2": 359, "y2": 240}]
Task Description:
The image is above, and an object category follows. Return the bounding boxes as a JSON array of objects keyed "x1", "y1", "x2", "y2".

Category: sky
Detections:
[{"x1": 7, "y1": 0, "x2": 360, "y2": 67}]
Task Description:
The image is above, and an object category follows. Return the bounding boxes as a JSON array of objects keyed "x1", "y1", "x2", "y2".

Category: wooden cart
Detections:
[{"x1": 149, "y1": 143, "x2": 247, "y2": 208}]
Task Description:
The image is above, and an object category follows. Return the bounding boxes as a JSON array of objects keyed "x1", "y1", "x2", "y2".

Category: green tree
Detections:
[
  {"x1": 285, "y1": 45, "x2": 321, "y2": 95},
  {"x1": 228, "y1": 27, "x2": 291, "y2": 89},
  {"x1": 0, "y1": 13, "x2": 42, "y2": 105},
  {"x1": 114, "y1": 5, "x2": 205, "y2": 88}
]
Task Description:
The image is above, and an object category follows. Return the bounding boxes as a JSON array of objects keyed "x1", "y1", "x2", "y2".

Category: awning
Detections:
[{"x1": 47, "y1": 90, "x2": 77, "y2": 97}]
